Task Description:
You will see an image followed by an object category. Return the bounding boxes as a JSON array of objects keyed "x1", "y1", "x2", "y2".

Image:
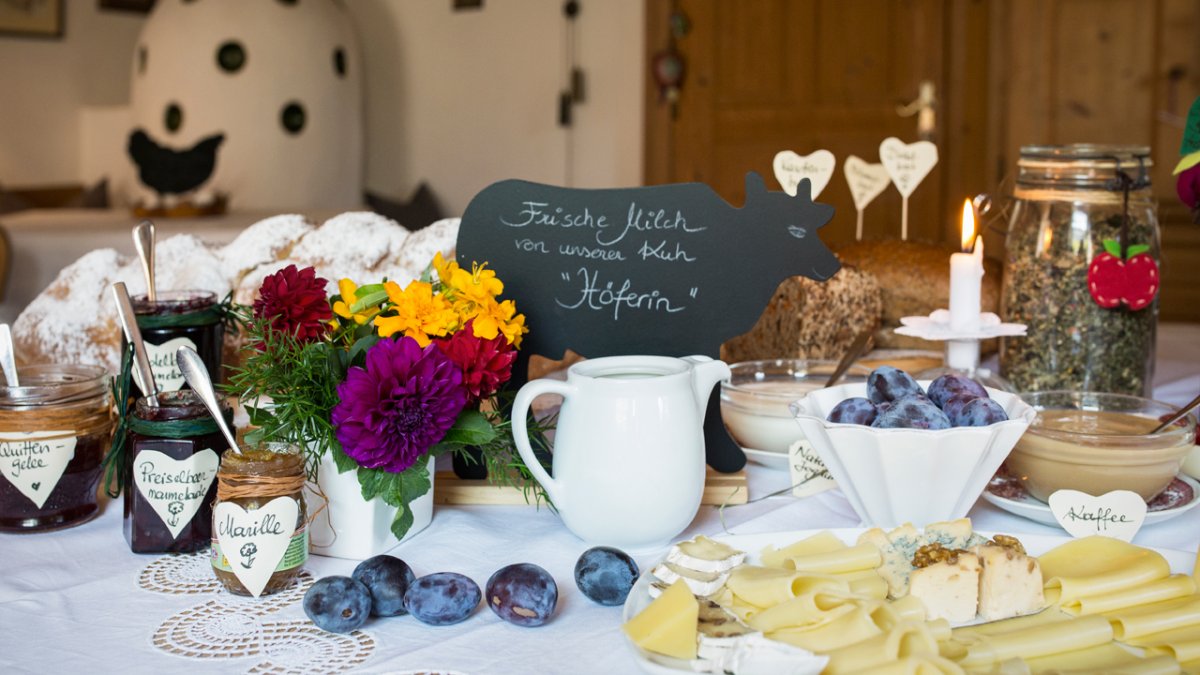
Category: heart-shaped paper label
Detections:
[
  {"x1": 788, "y1": 439, "x2": 837, "y2": 498},
  {"x1": 214, "y1": 496, "x2": 299, "y2": 597},
  {"x1": 132, "y1": 337, "x2": 197, "y2": 394},
  {"x1": 773, "y1": 150, "x2": 836, "y2": 199},
  {"x1": 879, "y1": 137, "x2": 939, "y2": 197},
  {"x1": 843, "y1": 155, "x2": 891, "y2": 210},
  {"x1": 1048, "y1": 489, "x2": 1147, "y2": 542},
  {"x1": 0, "y1": 430, "x2": 76, "y2": 508},
  {"x1": 133, "y1": 448, "x2": 220, "y2": 539}
]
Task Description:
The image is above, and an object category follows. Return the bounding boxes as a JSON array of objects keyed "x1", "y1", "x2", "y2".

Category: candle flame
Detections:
[{"x1": 961, "y1": 199, "x2": 976, "y2": 252}]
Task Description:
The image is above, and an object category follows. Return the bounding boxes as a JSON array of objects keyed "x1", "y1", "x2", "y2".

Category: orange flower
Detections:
[{"x1": 374, "y1": 280, "x2": 458, "y2": 346}]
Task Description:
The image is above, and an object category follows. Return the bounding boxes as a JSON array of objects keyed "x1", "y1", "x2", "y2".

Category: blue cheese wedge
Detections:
[
  {"x1": 923, "y1": 518, "x2": 974, "y2": 550},
  {"x1": 973, "y1": 543, "x2": 1045, "y2": 621},
  {"x1": 652, "y1": 561, "x2": 730, "y2": 597},
  {"x1": 857, "y1": 527, "x2": 914, "y2": 598},
  {"x1": 908, "y1": 552, "x2": 981, "y2": 623},
  {"x1": 667, "y1": 536, "x2": 747, "y2": 574}
]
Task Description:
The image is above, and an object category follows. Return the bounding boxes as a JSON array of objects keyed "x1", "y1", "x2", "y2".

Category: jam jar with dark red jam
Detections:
[
  {"x1": 123, "y1": 390, "x2": 231, "y2": 553},
  {"x1": 0, "y1": 364, "x2": 113, "y2": 532},
  {"x1": 127, "y1": 291, "x2": 225, "y2": 399},
  {"x1": 211, "y1": 444, "x2": 308, "y2": 597}
]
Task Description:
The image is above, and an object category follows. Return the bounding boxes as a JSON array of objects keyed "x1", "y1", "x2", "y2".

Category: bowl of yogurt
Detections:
[{"x1": 719, "y1": 359, "x2": 869, "y2": 469}]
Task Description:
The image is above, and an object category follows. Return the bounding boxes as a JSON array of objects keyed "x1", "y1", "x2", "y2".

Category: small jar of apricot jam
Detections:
[
  {"x1": 211, "y1": 443, "x2": 307, "y2": 597},
  {"x1": 0, "y1": 364, "x2": 113, "y2": 532}
]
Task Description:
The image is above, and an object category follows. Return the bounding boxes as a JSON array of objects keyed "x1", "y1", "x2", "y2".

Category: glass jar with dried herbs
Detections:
[{"x1": 1000, "y1": 145, "x2": 1159, "y2": 396}]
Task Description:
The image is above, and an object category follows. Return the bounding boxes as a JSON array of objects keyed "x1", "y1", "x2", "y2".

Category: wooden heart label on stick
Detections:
[
  {"x1": 843, "y1": 155, "x2": 890, "y2": 241},
  {"x1": 773, "y1": 150, "x2": 836, "y2": 199},
  {"x1": 1048, "y1": 489, "x2": 1147, "y2": 542},
  {"x1": 879, "y1": 137, "x2": 939, "y2": 240}
]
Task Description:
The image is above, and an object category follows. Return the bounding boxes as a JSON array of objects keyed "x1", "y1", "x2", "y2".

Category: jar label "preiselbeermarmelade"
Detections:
[
  {"x1": 0, "y1": 430, "x2": 77, "y2": 509},
  {"x1": 134, "y1": 448, "x2": 220, "y2": 539},
  {"x1": 212, "y1": 496, "x2": 306, "y2": 597},
  {"x1": 133, "y1": 337, "x2": 197, "y2": 394}
]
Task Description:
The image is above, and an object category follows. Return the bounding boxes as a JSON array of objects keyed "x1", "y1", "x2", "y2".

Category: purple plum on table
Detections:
[
  {"x1": 575, "y1": 546, "x2": 639, "y2": 606},
  {"x1": 827, "y1": 397, "x2": 878, "y2": 426},
  {"x1": 927, "y1": 374, "x2": 988, "y2": 408},
  {"x1": 404, "y1": 572, "x2": 482, "y2": 626},
  {"x1": 352, "y1": 555, "x2": 416, "y2": 617},
  {"x1": 486, "y1": 563, "x2": 558, "y2": 627},
  {"x1": 866, "y1": 366, "x2": 924, "y2": 404},
  {"x1": 951, "y1": 397, "x2": 1009, "y2": 427},
  {"x1": 873, "y1": 395, "x2": 951, "y2": 430},
  {"x1": 303, "y1": 576, "x2": 372, "y2": 633}
]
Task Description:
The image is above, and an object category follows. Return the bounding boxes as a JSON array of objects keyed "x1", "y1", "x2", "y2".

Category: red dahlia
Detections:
[
  {"x1": 253, "y1": 264, "x2": 333, "y2": 342},
  {"x1": 435, "y1": 320, "x2": 517, "y2": 402}
]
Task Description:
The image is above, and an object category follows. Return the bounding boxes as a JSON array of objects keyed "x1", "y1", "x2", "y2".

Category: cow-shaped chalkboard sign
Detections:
[{"x1": 454, "y1": 172, "x2": 839, "y2": 476}]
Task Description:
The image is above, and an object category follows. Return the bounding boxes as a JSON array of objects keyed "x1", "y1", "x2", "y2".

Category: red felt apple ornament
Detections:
[{"x1": 1086, "y1": 239, "x2": 1159, "y2": 311}]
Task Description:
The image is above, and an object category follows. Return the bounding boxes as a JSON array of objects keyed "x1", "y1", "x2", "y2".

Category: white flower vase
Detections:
[{"x1": 306, "y1": 454, "x2": 434, "y2": 560}]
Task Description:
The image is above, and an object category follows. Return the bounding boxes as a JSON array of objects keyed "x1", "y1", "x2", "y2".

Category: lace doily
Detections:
[{"x1": 140, "y1": 552, "x2": 374, "y2": 673}]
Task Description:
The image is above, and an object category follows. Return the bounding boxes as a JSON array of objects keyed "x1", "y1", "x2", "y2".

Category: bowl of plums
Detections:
[{"x1": 791, "y1": 366, "x2": 1036, "y2": 528}]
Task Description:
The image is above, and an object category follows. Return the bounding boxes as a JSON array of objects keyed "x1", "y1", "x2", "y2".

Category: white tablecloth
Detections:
[{"x1": 2, "y1": 324, "x2": 1199, "y2": 674}]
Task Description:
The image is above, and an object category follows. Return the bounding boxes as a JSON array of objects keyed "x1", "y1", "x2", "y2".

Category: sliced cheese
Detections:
[
  {"x1": 908, "y1": 553, "x2": 981, "y2": 624},
  {"x1": 974, "y1": 544, "x2": 1045, "y2": 622},
  {"x1": 717, "y1": 633, "x2": 829, "y2": 675},
  {"x1": 622, "y1": 578, "x2": 699, "y2": 660},
  {"x1": 1064, "y1": 574, "x2": 1197, "y2": 616},
  {"x1": 725, "y1": 564, "x2": 847, "y2": 608},
  {"x1": 652, "y1": 561, "x2": 729, "y2": 597},
  {"x1": 746, "y1": 589, "x2": 864, "y2": 632},
  {"x1": 786, "y1": 543, "x2": 882, "y2": 574},
  {"x1": 1023, "y1": 643, "x2": 1180, "y2": 675},
  {"x1": 1108, "y1": 594, "x2": 1200, "y2": 641},
  {"x1": 761, "y1": 531, "x2": 848, "y2": 568},
  {"x1": 958, "y1": 614, "x2": 1114, "y2": 668},
  {"x1": 667, "y1": 535, "x2": 747, "y2": 574},
  {"x1": 822, "y1": 620, "x2": 941, "y2": 675},
  {"x1": 1040, "y1": 536, "x2": 1171, "y2": 605},
  {"x1": 767, "y1": 605, "x2": 884, "y2": 653}
]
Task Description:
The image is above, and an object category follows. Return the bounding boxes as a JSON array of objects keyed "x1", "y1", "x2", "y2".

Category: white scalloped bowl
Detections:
[{"x1": 791, "y1": 381, "x2": 1036, "y2": 528}]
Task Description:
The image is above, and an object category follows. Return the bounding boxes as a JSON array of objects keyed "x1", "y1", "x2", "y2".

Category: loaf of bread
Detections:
[
  {"x1": 720, "y1": 264, "x2": 883, "y2": 363},
  {"x1": 14, "y1": 214, "x2": 460, "y2": 374},
  {"x1": 834, "y1": 240, "x2": 1003, "y2": 353}
]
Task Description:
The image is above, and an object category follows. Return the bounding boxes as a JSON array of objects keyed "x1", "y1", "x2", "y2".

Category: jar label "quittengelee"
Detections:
[
  {"x1": 133, "y1": 448, "x2": 220, "y2": 539},
  {"x1": 0, "y1": 430, "x2": 77, "y2": 509}
]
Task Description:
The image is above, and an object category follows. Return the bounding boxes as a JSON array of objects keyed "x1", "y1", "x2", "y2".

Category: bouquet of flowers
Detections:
[{"x1": 228, "y1": 253, "x2": 530, "y2": 538}]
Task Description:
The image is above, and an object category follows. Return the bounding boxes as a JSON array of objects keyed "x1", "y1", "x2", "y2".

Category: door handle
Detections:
[{"x1": 897, "y1": 80, "x2": 937, "y2": 140}]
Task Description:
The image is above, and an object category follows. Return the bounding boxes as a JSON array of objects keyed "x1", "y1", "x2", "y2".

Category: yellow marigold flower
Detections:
[
  {"x1": 332, "y1": 278, "x2": 373, "y2": 325},
  {"x1": 375, "y1": 280, "x2": 458, "y2": 346},
  {"x1": 471, "y1": 297, "x2": 528, "y2": 348},
  {"x1": 432, "y1": 251, "x2": 457, "y2": 287}
]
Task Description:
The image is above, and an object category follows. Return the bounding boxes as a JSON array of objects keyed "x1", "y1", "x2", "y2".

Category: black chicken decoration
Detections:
[{"x1": 128, "y1": 129, "x2": 225, "y2": 197}]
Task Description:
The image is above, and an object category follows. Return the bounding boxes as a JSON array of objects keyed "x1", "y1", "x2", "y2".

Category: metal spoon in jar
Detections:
[
  {"x1": 111, "y1": 282, "x2": 159, "y2": 408},
  {"x1": 0, "y1": 324, "x2": 18, "y2": 387},
  {"x1": 824, "y1": 328, "x2": 875, "y2": 388},
  {"x1": 1150, "y1": 392, "x2": 1200, "y2": 434},
  {"x1": 176, "y1": 346, "x2": 242, "y2": 455},
  {"x1": 133, "y1": 220, "x2": 157, "y2": 302}
]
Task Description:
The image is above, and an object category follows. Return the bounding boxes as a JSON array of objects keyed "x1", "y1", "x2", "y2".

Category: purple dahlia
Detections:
[{"x1": 332, "y1": 336, "x2": 468, "y2": 473}]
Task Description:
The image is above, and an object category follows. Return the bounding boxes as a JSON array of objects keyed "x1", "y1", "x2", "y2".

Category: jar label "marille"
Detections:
[
  {"x1": 0, "y1": 430, "x2": 77, "y2": 509},
  {"x1": 134, "y1": 448, "x2": 219, "y2": 539},
  {"x1": 212, "y1": 496, "x2": 305, "y2": 597},
  {"x1": 133, "y1": 337, "x2": 197, "y2": 393}
]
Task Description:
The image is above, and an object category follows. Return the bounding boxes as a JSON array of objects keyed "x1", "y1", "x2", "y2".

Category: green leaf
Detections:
[
  {"x1": 1126, "y1": 244, "x2": 1151, "y2": 257},
  {"x1": 1102, "y1": 239, "x2": 1122, "y2": 257},
  {"x1": 437, "y1": 409, "x2": 498, "y2": 447},
  {"x1": 348, "y1": 334, "x2": 381, "y2": 367},
  {"x1": 390, "y1": 504, "x2": 416, "y2": 540},
  {"x1": 349, "y1": 288, "x2": 390, "y2": 314},
  {"x1": 245, "y1": 405, "x2": 275, "y2": 428},
  {"x1": 356, "y1": 466, "x2": 388, "y2": 501},
  {"x1": 330, "y1": 444, "x2": 357, "y2": 474}
]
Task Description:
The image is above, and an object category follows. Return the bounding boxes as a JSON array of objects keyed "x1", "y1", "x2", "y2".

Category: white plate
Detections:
[
  {"x1": 982, "y1": 473, "x2": 1200, "y2": 528},
  {"x1": 742, "y1": 446, "x2": 789, "y2": 470},
  {"x1": 620, "y1": 528, "x2": 1197, "y2": 675}
]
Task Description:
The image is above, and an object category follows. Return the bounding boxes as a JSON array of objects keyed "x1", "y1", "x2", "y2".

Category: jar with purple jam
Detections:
[
  {"x1": 127, "y1": 290, "x2": 225, "y2": 400},
  {"x1": 0, "y1": 364, "x2": 113, "y2": 532},
  {"x1": 123, "y1": 390, "x2": 231, "y2": 553}
]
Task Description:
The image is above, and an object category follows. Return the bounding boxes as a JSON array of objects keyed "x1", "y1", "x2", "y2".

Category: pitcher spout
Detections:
[{"x1": 681, "y1": 355, "x2": 731, "y2": 419}]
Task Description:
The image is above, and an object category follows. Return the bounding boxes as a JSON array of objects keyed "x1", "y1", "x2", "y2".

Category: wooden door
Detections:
[{"x1": 645, "y1": 0, "x2": 990, "y2": 247}]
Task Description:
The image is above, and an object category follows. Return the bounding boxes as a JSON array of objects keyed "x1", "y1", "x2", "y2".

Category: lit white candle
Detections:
[{"x1": 948, "y1": 199, "x2": 983, "y2": 332}]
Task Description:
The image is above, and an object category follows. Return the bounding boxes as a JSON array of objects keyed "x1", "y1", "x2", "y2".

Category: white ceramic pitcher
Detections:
[{"x1": 511, "y1": 355, "x2": 730, "y2": 549}]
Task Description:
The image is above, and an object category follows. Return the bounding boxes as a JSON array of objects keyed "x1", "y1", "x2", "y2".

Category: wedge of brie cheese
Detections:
[
  {"x1": 652, "y1": 561, "x2": 730, "y2": 597},
  {"x1": 667, "y1": 535, "x2": 747, "y2": 574}
]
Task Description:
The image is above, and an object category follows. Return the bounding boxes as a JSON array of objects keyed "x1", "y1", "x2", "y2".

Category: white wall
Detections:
[
  {"x1": 343, "y1": 0, "x2": 645, "y2": 214},
  {"x1": 0, "y1": 0, "x2": 144, "y2": 187},
  {"x1": 0, "y1": 0, "x2": 645, "y2": 212}
]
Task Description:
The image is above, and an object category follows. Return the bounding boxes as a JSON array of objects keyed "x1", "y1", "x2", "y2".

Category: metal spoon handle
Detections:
[
  {"x1": 133, "y1": 220, "x2": 156, "y2": 302},
  {"x1": 111, "y1": 282, "x2": 159, "y2": 407},
  {"x1": 0, "y1": 324, "x2": 18, "y2": 387},
  {"x1": 1151, "y1": 392, "x2": 1200, "y2": 434},
  {"x1": 176, "y1": 346, "x2": 241, "y2": 455},
  {"x1": 824, "y1": 328, "x2": 874, "y2": 388}
]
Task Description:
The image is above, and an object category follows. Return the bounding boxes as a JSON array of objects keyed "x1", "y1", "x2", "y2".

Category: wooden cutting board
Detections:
[{"x1": 434, "y1": 467, "x2": 748, "y2": 506}]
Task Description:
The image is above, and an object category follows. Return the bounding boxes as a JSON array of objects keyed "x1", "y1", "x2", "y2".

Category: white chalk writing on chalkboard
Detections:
[{"x1": 555, "y1": 267, "x2": 691, "y2": 320}]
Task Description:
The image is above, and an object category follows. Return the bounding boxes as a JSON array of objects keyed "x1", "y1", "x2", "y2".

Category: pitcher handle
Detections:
[
  {"x1": 511, "y1": 378, "x2": 572, "y2": 508},
  {"x1": 680, "y1": 355, "x2": 731, "y2": 420}
]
